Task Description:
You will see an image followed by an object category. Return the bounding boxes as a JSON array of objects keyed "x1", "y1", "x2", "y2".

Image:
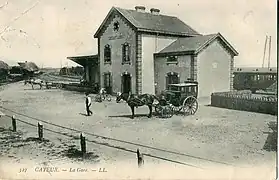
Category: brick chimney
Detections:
[
  {"x1": 150, "y1": 8, "x2": 160, "y2": 15},
  {"x1": 135, "y1": 6, "x2": 146, "y2": 12}
]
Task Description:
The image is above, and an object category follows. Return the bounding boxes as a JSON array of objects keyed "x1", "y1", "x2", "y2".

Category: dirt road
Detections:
[{"x1": 0, "y1": 82, "x2": 276, "y2": 179}]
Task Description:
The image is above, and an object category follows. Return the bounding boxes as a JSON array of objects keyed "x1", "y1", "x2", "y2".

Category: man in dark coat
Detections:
[{"x1": 85, "y1": 92, "x2": 92, "y2": 116}]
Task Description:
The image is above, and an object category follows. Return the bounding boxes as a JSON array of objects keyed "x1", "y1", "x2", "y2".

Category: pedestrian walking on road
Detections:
[{"x1": 85, "y1": 92, "x2": 92, "y2": 116}]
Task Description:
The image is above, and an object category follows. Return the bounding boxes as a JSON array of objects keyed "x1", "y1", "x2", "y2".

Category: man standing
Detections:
[{"x1": 85, "y1": 92, "x2": 92, "y2": 116}]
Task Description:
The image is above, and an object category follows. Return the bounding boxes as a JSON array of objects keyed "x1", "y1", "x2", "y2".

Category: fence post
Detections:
[
  {"x1": 80, "y1": 133, "x2": 86, "y2": 157},
  {"x1": 12, "y1": 115, "x2": 16, "y2": 132},
  {"x1": 38, "y1": 122, "x2": 43, "y2": 141},
  {"x1": 137, "y1": 148, "x2": 144, "y2": 168}
]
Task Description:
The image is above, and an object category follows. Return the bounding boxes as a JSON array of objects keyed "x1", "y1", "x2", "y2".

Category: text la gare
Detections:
[{"x1": 69, "y1": 168, "x2": 88, "y2": 172}]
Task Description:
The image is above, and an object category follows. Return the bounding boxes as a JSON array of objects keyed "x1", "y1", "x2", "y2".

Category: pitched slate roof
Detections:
[
  {"x1": 94, "y1": 7, "x2": 200, "y2": 37},
  {"x1": 156, "y1": 33, "x2": 238, "y2": 56}
]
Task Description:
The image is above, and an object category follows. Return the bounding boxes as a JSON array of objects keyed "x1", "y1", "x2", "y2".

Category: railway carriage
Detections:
[{"x1": 233, "y1": 67, "x2": 277, "y2": 93}]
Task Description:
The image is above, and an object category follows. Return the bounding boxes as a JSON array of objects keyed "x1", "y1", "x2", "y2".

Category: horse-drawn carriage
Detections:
[
  {"x1": 154, "y1": 81, "x2": 199, "y2": 117},
  {"x1": 24, "y1": 78, "x2": 65, "y2": 89},
  {"x1": 116, "y1": 80, "x2": 199, "y2": 119}
]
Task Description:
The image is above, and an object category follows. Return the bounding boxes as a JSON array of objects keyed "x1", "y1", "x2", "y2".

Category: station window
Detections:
[
  {"x1": 104, "y1": 44, "x2": 111, "y2": 63},
  {"x1": 122, "y1": 43, "x2": 131, "y2": 64},
  {"x1": 254, "y1": 75, "x2": 257, "y2": 81}
]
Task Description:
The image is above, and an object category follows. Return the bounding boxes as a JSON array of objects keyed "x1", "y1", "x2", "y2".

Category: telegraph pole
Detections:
[
  {"x1": 262, "y1": 35, "x2": 268, "y2": 68},
  {"x1": 268, "y1": 36, "x2": 271, "y2": 68}
]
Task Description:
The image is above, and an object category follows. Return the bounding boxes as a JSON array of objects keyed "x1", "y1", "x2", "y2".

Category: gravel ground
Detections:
[{"x1": 0, "y1": 80, "x2": 277, "y2": 179}]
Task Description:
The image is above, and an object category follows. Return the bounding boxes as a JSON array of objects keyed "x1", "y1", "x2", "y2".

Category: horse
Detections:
[
  {"x1": 116, "y1": 92, "x2": 159, "y2": 119},
  {"x1": 24, "y1": 78, "x2": 44, "y2": 89}
]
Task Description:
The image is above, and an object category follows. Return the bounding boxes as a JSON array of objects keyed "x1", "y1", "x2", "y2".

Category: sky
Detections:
[{"x1": 0, "y1": 0, "x2": 277, "y2": 68}]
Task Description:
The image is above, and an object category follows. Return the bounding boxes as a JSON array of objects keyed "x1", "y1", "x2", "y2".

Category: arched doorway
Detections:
[{"x1": 121, "y1": 72, "x2": 132, "y2": 93}]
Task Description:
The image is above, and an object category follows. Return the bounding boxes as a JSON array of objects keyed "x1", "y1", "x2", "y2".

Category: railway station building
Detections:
[{"x1": 70, "y1": 6, "x2": 239, "y2": 97}]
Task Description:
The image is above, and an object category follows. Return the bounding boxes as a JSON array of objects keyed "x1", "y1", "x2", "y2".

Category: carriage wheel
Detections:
[
  {"x1": 164, "y1": 105, "x2": 174, "y2": 118},
  {"x1": 106, "y1": 94, "x2": 112, "y2": 101},
  {"x1": 56, "y1": 83, "x2": 62, "y2": 89},
  {"x1": 173, "y1": 106, "x2": 181, "y2": 114},
  {"x1": 95, "y1": 94, "x2": 102, "y2": 102},
  {"x1": 182, "y1": 96, "x2": 198, "y2": 115},
  {"x1": 154, "y1": 104, "x2": 162, "y2": 115},
  {"x1": 101, "y1": 95, "x2": 106, "y2": 101}
]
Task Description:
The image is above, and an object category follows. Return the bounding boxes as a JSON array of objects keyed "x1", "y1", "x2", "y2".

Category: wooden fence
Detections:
[{"x1": 211, "y1": 91, "x2": 278, "y2": 115}]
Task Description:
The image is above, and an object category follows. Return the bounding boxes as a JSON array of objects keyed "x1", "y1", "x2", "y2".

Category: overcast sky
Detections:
[{"x1": 0, "y1": 0, "x2": 277, "y2": 68}]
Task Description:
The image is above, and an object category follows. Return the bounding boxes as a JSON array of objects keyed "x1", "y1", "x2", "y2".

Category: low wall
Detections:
[{"x1": 211, "y1": 91, "x2": 278, "y2": 115}]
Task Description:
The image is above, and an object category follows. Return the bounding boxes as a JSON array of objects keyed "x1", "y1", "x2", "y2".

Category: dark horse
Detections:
[{"x1": 116, "y1": 92, "x2": 159, "y2": 119}]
